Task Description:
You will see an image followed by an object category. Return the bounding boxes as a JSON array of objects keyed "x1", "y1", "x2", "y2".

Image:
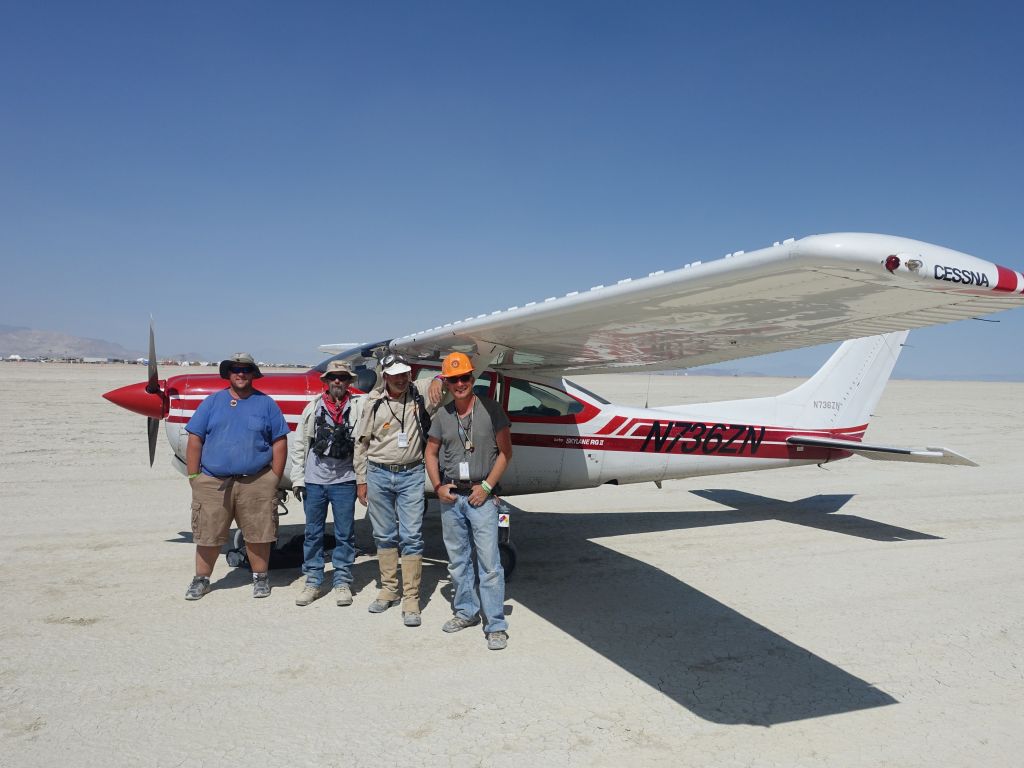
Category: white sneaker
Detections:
[
  {"x1": 334, "y1": 584, "x2": 353, "y2": 607},
  {"x1": 295, "y1": 583, "x2": 321, "y2": 606}
]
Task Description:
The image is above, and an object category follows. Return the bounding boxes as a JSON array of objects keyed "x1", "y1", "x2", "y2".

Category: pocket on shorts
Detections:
[{"x1": 190, "y1": 501, "x2": 202, "y2": 537}]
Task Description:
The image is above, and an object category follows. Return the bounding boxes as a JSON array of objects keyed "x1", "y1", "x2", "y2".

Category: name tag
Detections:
[
  {"x1": 458, "y1": 461, "x2": 470, "y2": 480},
  {"x1": 398, "y1": 432, "x2": 409, "y2": 448}
]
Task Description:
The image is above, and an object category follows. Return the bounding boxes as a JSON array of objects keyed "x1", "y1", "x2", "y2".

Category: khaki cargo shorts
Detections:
[{"x1": 189, "y1": 467, "x2": 280, "y2": 547}]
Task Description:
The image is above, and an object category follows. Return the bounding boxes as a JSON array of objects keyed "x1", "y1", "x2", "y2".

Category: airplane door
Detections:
[{"x1": 501, "y1": 376, "x2": 576, "y2": 494}]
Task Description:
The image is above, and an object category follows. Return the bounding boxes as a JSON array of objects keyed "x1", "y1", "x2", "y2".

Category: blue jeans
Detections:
[
  {"x1": 440, "y1": 496, "x2": 507, "y2": 633},
  {"x1": 302, "y1": 481, "x2": 356, "y2": 587},
  {"x1": 366, "y1": 464, "x2": 425, "y2": 556}
]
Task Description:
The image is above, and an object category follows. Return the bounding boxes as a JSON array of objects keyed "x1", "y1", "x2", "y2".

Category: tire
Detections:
[{"x1": 499, "y1": 542, "x2": 517, "y2": 580}]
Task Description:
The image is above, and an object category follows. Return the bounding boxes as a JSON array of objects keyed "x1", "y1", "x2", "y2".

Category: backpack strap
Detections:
[{"x1": 410, "y1": 386, "x2": 432, "y2": 445}]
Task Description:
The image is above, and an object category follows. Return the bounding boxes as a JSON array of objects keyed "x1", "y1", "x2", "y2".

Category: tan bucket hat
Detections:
[
  {"x1": 320, "y1": 359, "x2": 356, "y2": 381},
  {"x1": 219, "y1": 352, "x2": 263, "y2": 379}
]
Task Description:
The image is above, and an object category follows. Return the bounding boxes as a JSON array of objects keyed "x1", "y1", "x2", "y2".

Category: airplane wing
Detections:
[
  {"x1": 786, "y1": 435, "x2": 977, "y2": 466},
  {"x1": 389, "y1": 232, "x2": 1024, "y2": 375}
]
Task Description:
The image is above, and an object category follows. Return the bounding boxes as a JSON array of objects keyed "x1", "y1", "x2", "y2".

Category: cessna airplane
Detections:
[{"x1": 103, "y1": 232, "x2": 1024, "y2": 567}]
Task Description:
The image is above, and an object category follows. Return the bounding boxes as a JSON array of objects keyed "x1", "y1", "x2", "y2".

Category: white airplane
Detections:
[{"x1": 104, "y1": 232, "x2": 1024, "y2": 569}]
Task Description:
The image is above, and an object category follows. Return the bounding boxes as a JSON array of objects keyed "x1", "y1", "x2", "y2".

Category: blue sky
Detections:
[{"x1": 2, "y1": 1, "x2": 1022, "y2": 378}]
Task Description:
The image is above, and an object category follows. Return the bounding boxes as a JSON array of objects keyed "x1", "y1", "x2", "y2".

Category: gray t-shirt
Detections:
[{"x1": 428, "y1": 395, "x2": 510, "y2": 483}]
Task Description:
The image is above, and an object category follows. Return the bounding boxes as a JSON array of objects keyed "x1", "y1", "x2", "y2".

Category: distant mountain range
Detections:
[{"x1": 0, "y1": 324, "x2": 200, "y2": 361}]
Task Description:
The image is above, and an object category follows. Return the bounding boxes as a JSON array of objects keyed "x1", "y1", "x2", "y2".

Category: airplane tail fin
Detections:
[
  {"x1": 771, "y1": 330, "x2": 908, "y2": 430},
  {"x1": 661, "y1": 331, "x2": 908, "y2": 431},
  {"x1": 660, "y1": 330, "x2": 976, "y2": 466}
]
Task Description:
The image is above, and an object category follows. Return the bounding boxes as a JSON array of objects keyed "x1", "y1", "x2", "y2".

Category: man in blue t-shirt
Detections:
[{"x1": 183, "y1": 352, "x2": 290, "y2": 600}]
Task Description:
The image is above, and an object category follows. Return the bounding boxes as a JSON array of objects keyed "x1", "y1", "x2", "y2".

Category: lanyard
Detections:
[
  {"x1": 382, "y1": 392, "x2": 407, "y2": 432},
  {"x1": 457, "y1": 398, "x2": 475, "y2": 454}
]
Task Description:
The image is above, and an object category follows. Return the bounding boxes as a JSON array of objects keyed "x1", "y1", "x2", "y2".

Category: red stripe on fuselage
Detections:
[
  {"x1": 615, "y1": 417, "x2": 639, "y2": 435},
  {"x1": 596, "y1": 415, "x2": 627, "y2": 435},
  {"x1": 510, "y1": 431, "x2": 847, "y2": 461}
]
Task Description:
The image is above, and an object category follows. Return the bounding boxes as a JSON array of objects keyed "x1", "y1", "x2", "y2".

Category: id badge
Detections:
[
  {"x1": 397, "y1": 431, "x2": 409, "y2": 448},
  {"x1": 458, "y1": 461, "x2": 470, "y2": 481}
]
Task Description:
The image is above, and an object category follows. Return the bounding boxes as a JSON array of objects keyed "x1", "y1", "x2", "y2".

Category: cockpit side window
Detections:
[{"x1": 506, "y1": 378, "x2": 584, "y2": 418}]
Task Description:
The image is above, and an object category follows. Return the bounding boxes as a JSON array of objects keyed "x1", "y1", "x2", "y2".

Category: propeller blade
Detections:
[
  {"x1": 147, "y1": 416, "x2": 160, "y2": 467},
  {"x1": 146, "y1": 318, "x2": 160, "y2": 394}
]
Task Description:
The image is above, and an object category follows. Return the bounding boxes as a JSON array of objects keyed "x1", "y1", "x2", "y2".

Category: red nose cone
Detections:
[{"x1": 102, "y1": 381, "x2": 166, "y2": 419}]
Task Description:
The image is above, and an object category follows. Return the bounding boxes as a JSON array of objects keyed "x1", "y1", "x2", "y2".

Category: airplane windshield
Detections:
[{"x1": 563, "y1": 379, "x2": 610, "y2": 405}]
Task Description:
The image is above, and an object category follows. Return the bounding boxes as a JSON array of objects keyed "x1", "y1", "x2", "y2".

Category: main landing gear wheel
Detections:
[
  {"x1": 499, "y1": 542, "x2": 517, "y2": 579},
  {"x1": 226, "y1": 529, "x2": 248, "y2": 568}
]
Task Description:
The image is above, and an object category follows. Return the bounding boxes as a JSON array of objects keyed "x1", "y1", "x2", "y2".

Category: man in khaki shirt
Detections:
[{"x1": 353, "y1": 353, "x2": 442, "y2": 627}]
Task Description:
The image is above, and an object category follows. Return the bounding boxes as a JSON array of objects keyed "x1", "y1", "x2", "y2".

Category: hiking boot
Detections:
[
  {"x1": 367, "y1": 598, "x2": 400, "y2": 614},
  {"x1": 295, "y1": 583, "x2": 321, "y2": 606},
  {"x1": 252, "y1": 573, "x2": 271, "y2": 599},
  {"x1": 486, "y1": 631, "x2": 508, "y2": 651},
  {"x1": 334, "y1": 584, "x2": 353, "y2": 607},
  {"x1": 185, "y1": 576, "x2": 210, "y2": 601},
  {"x1": 442, "y1": 615, "x2": 481, "y2": 633},
  {"x1": 403, "y1": 611, "x2": 422, "y2": 628}
]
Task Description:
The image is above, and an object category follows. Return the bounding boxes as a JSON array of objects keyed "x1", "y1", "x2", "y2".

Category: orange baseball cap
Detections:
[{"x1": 441, "y1": 352, "x2": 473, "y2": 378}]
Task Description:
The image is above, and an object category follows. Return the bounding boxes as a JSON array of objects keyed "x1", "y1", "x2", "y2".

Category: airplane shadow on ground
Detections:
[
  {"x1": 689, "y1": 489, "x2": 943, "y2": 542},
  {"x1": 167, "y1": 490, "x2": 939, "y2": 725},
  {"x1": 479, "y1": 489, "x2": 943, "y2": 726}
]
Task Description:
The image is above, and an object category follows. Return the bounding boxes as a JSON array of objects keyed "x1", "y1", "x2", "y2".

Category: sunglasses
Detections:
[
  {"x1": 229, "y1": 366, "x2": 255, "y2": 375},
  {"x1": 445, "y1": 373, "x2": 474, "y2": 384},
  {"x1": 324, "y1": 374, "x2": 351, "y2": 382}
]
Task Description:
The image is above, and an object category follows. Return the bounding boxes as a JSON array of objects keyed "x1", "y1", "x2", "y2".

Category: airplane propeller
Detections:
[
  {"x1": 145, "y1": 319, "x2": 164, "y2": 467},
  {"x1": 147, "y1": 415, "x2": 160, "y2": 467}
]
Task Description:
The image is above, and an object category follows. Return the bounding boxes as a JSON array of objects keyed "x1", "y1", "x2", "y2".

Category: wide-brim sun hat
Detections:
[
  {"x1": 320, "y1": 359, "x2": 356, "y2": 381},
  {"x1": 219, "y1": 352, "x2": 264, "y2": 379}
]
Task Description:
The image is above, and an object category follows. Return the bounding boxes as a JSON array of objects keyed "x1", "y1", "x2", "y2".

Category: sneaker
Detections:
[
  {"x1": 367, "y1": 598, "x2": 400, "y2": 614},
  {"x1": 334, "y1": 584, "x2": 353, "y2": 607},
  {"x1": 295, "y1": 583, "x2": 321, "y2": 606},
  {"x1": 486, "y1": 631, "x2": 508, "y2": 651},
  {"x1": 442, "y1": 615, "x2": 481, "y2": 633},
  {"x1": 185, "y1": 576, "x2": 210, "y2": 601},
  {"x1": 403, "y1": 611, "x2": 422, "y2": 627},
  {"x1": 252, "y1": 573, "x2": 271, "y2": 599}
]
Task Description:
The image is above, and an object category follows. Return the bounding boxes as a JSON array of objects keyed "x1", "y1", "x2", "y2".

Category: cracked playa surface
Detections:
[{"x1": 2, "y1": 364, "x2": 1022, "y2": 767}]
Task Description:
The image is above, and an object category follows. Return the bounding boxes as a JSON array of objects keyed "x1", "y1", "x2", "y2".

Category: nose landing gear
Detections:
[{"x1": 498, "y1": 505, "x2": 516, "y2": 579}]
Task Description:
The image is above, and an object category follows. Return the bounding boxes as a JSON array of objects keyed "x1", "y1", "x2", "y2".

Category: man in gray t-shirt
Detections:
[{"x1": 426, "y1": 352, "x2": 513, "y2": 651}]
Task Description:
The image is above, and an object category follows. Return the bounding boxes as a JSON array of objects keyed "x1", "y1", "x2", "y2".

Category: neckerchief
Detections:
[{"x1": 322, "y1": 390, "x2": 349, "y2": 424}]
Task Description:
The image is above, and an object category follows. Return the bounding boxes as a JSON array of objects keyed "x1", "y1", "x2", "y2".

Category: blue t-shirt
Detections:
[{"x1": 186, "y1": 389, "x2": 290, "y2": 477}]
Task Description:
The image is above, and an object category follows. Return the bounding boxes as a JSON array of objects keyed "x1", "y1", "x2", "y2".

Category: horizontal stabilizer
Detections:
[
  {"x1": 318, "y1": 342, "x2": 364, "y2": 354},
  {"x1": 787, "y1": 436, "x2": 977, "y2": 466}
]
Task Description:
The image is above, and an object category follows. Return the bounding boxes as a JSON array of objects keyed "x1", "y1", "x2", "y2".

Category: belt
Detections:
[
  {"x1": 369, "y1": 460, "x2": 423, "y2": 473},
  {"x1": 207, "y1": 466, "x2": 271, "y2": 481},
  {"x1": 443, "y1": 478, "x2": 501, "y2": 497},
  {"x1": 445, "y1": 479, "x2": 475, "y2": 496}
]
